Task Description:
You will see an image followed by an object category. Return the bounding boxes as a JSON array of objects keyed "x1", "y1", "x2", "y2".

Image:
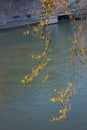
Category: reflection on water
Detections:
[{"x1": 0, "y1": 22, "x2": 87, "y2": 130}]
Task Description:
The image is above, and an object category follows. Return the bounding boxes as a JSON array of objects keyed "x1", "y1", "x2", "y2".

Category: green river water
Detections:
[{"x1": 0, "y1": 22, "x2": 87, "y2": 130}]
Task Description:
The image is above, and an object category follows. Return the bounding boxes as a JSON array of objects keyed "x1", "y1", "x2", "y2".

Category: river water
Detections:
[{"x1": 0, "y1": 22, "x2": 87, "y2": 130}]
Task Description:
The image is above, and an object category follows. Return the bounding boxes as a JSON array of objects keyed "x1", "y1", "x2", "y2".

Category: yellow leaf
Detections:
[
  {"x1": 42, "y1": 74, "x2": 49, "y2": 83},
  {"x1": 33, "y1": 26, "x2": 39, "y2": 32},
  {"x1": 39, "y1": 20, "x2": 45, "y2": 26},
  {"x1": 20, "y1": 79, "x2": 26, "y2": 84},
  {"x1": 68, "y1": 82, "x2": 72, "y2": 87},
  {"x1": 80, "y1": 48, "x2": 86, "y2": 56},
  {"x1": 50, "y1": 98, "x2": 56, "y2": 102}
]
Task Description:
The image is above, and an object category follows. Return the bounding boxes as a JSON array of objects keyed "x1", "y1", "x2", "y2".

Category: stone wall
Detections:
[{"x1": 0, "y1": 0, "x2": 41, "y2": 23}]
